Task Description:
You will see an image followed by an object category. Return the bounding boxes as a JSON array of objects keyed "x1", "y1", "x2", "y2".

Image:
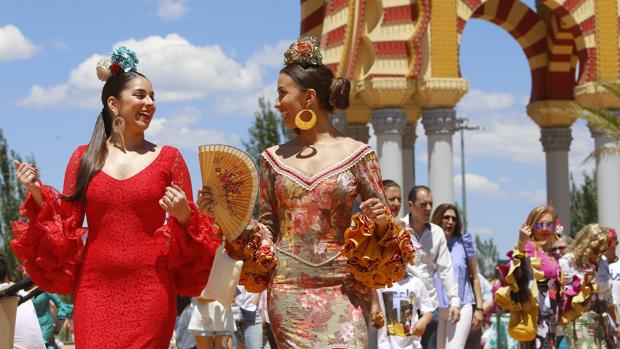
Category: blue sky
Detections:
[{"x1": 0, "y1": 0, "x2": 595, "y2": 254}]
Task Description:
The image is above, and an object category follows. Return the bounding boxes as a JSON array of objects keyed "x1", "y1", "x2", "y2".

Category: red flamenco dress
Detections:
[{"x1": 11, "y1": 145, "x2": 220, "y2": 349}]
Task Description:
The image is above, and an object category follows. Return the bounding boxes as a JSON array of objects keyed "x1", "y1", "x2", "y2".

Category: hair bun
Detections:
[{"x1": 329, "y1": 77, "x2": 350, "y2": 110}]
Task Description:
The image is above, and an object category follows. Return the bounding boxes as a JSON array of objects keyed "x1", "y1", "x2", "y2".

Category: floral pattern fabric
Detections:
[{"x1": 259, "y1": 144, "x2": 385, "y2": 349}]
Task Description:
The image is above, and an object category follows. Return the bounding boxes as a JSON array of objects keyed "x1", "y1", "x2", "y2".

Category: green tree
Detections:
[
  {"x1": 243, "y1": 97, "x2": 285, "y2": 217},
  {"x1": 474, "y1": 235, "x2": 499, "y2": 279},
  {"x1": 0, "y1": 129, "x2": 32, "y2": 276},
  {"x1": 569, "y1": 172, "x2": 598, "y2": 236},
  {"x1": 242, "y1": 96, "x2": 284, "y2": 164}
]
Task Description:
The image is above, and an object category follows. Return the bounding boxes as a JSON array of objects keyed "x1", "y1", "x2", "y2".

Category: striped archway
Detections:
[{"x1": 457, "y1": 0, "x2": 549, "y2": 101}]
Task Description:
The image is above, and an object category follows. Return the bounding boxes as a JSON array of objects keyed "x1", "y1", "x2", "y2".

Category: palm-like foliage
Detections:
[{"x1": 568, "y1": 83, "x2": 620, "y2": 160}]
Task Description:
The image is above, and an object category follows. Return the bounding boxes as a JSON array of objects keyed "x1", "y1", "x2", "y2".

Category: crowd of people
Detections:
[{"x1": 3, "y1": 37, "x2": 620, "y2": 349}]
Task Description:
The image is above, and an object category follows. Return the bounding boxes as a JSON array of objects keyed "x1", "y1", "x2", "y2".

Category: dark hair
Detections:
[
  {"x1": 280, "y1": 63, "x2": 350, "y2": 113},
  {"x1": 431, "y1": 203, "x2": 463, "y2": 237},
  {"x1": 382, "y1": 179, "x2": 400, "y2": 190},
  {"x1": 407, "y1": 185, "x2": 431, "y2": 203},
  {"x1": 0, "y1": 254, "x2": 7, "y2": 281},
  {"x1": 65, "y1": 71, "x2": 147, "y2": 202}
]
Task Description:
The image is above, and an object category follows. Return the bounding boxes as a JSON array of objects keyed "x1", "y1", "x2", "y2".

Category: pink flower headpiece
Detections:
[{"x1": 284, "y1": 36, "x2": 323, "y2": 67}]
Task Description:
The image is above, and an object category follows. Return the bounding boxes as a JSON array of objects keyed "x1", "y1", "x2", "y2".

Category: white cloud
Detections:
[
  {"x1": 515, "y1": 188, "x2": 547, "y2": 203},
  {"x1": 0, "y1": 25, "x2": 40, "y2": 62},
  {"x1": 454, "y1": 173, "x2": 504, "y2": 197},
  {"x1": 157, "y1": 0, "x2": 188, "y2": 21},
  {"x1": 19, "y1": 34, "x2": 285, "y2": 113},
  {"x1": 458, "y1": 89, "x2": 518, "y2": 112},
  {"x1": 148, "y1": 107, "x2": 241, "y2": 150}
]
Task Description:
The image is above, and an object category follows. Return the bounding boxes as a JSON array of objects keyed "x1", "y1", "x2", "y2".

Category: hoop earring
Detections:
[
  {"x1": 112, "y1": 115, "x2": 125, "y2": 134},
  {"x1": 295, "y1": 109, "x2": 317, "y2": 130}
]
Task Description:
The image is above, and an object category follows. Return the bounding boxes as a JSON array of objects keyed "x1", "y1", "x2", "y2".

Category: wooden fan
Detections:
[{"x1": 198, "y1": 144, "x2": 258, "y2": 241}]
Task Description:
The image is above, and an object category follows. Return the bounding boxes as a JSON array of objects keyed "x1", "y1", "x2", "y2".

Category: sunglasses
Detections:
[
  {"x1": 534, "y1": 222, "x2": 554, "y2": 229},
  {"x1": 550, "y1": 245, "x2": 567, "y2": 252},
  {"x1": 442, "y1": 215, "x2": 457, "y2": 222}
]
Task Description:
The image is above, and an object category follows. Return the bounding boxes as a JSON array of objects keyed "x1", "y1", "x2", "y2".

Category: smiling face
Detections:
[
  {"x1": 275, "y1": 73, "x2": 310, "y2": 129},
  {"x1": 110, "y1": 75, "x2": 156, "y2": 132}
]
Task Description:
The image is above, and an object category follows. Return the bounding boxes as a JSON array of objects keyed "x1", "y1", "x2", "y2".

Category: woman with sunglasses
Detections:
[
  {"x1": 430, "y1": 204, "x2": 484, "y2": 349},
  {"x1": 507, "y1": 205, "x2": 561, "y2": 349},
  {"x1": 559, "y1": 224, "x2": 618, "y2": 348}
]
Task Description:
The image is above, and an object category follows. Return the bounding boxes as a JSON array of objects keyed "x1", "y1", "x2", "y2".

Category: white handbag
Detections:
[{"x1": 201, "y1": 243, "x2": 244, "y2": 308}]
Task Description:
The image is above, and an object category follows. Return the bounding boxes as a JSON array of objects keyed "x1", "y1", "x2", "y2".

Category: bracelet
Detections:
[{"x1": 475, "y1": 307, "x2": 483, "y2": 312}]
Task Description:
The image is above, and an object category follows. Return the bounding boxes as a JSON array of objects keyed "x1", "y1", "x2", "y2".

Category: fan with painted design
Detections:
[{"x1": 198, "y1": 144, "x2": 258, "y2": 241}]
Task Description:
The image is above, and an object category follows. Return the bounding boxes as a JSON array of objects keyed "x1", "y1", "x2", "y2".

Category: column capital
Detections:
[
  {"x1": 422, "y1": 108, "x2": 456, "y2": 136},
  {"x1": 371, "y1": 108, "x2": 407, "y2": 135},
  {"x1": 540, "y1": 127, "x2": 573, "y2": 152},
  {"x1": 402, "y1": 123, "x2": 417, "y2": 149},
  {"x1": 345, "y1": 124, "x2": 370, "y2": 144},
  {"x1": 526, "y1": 100, "x2": 576, "y2": 128}
]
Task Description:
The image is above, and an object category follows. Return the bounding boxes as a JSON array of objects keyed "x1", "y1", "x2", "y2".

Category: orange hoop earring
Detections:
[{"x1": 294, "y1": 109, "x2": 317, "y2": 130}]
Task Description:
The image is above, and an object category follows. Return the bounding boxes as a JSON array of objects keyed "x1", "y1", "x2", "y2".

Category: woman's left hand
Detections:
[
  {"x1": 159, "y1": 182, "x2": 191, "y2": 225},
  {"x1": 471, "y1": 309, "x2": 483, "y2": 331},
  {"x1": 360, "y1": 198, "x2": 389, "y2": 225}
]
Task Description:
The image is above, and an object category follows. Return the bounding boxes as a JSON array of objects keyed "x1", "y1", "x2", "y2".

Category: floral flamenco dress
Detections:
[
  {"x1": 227, "y1": 144, "x2": 413, "y2": 349},
  {"x1": 11, "y1": 145, "x2": 220, "y2": 349}
]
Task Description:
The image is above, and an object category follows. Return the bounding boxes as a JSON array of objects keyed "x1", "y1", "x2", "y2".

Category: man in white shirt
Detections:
[{"x1": 401, "y1": 186, "x2": 460, "y2": 349}]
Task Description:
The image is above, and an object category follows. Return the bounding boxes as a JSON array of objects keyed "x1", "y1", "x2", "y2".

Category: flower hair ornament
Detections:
[
  {"x1": 284, "y1": 36, "x2": 323, "y2": 67},
  {"x1": 96, "y1": 46, "x2": 140, "y2": 81}
]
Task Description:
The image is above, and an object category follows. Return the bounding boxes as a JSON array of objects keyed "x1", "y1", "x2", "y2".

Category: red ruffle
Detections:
[
  {"x1": 154, "y1": 204, "x2": 221, "y2": 296},
  {"x1": 10, "y1": 186, "x2": 86, "y2": 294}
]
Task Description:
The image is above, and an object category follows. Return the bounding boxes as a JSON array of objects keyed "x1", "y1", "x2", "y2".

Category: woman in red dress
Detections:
[{"x1": 11, "y1": 47, "x2": 220, "y2": 348}]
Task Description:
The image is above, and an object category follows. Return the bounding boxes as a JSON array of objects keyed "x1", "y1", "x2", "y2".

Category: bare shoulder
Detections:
[{"x1": 339, "y1": 137, "x2": 369, "y2": 153}]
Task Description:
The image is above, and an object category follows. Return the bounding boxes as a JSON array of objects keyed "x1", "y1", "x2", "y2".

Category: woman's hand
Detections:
[
  {"x1": 471, "y1": 309, "x2": 484, "y2": 331},
  {"x1": 159, "y1": 182, "x2": 191, "y2": 225},
  {"x1": 517, "y1": 222, "x2": 531, "y2": 250},
  {"x1": 14, "y1": 160, "x2": 43, "y2": 206},
  {"x1": 360, "y1": 198, "x2": 389, "y2": 226},
  {"x1": 197, "y1": 186, "x2": 215, "y2": 216}
]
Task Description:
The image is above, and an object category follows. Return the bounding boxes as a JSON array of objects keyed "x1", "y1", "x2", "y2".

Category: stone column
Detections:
[
  {"x1": 589, "y1": 121, "x2": 620, "y2": 233},
  {"x1": 402, "y1": 123, "x2": 417, "y2": 198},
  {"x1": 540, "y1": 127, "x2": 573, "y2": 234},
  {"x1": 344, "y1": 123, "x2": 370, "y2": 144},
  {"x1": 371, "y1": 109, "x2": 407, "y2": 190},
  {"x1": 422, "y1": 108, "x2": 456, "y2": 206}
]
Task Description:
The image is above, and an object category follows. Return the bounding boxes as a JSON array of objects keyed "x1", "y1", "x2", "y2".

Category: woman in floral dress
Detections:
[
  {"x1": 559, "y1": 224, "x2": 618, "y2": 349},
  {"x1": 224, "y1": 37, "x2": 411, "y2": 349}
]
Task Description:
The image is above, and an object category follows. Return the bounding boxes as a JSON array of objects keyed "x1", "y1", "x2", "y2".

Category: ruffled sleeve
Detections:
[
  {"x1": 224, "y1": 154, "x2": 277, "y2": 293},
  {"x1": 10, "y1": 146, "x2": 88, "y2": 295},
  {"x1": 340, "y1": 150, "x2": 414, "y2": 289},
  {"x1": 153, "y1": 148, "x2": 221, "y2": 296}
]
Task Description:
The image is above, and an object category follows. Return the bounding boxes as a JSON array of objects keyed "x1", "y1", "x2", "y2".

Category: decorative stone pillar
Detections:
[
  {"x1": 540, "y1": 127, "x2": 573, "y2": 234},
  {"x1": 422, "y1": 108, "x2": 456, "y2": 206},
  {"x1": 402, "y1": 123, "x2": 417, "y2": 198},
  {"x1": 589, "y1": 120, "x2": 620, "y2": 233},
  {"x1": 371, "y1": 109, "x2": 407, "y2": 190},
  {"x1": 344, "y1": 123, "x2": 370, "y2": 144}
]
